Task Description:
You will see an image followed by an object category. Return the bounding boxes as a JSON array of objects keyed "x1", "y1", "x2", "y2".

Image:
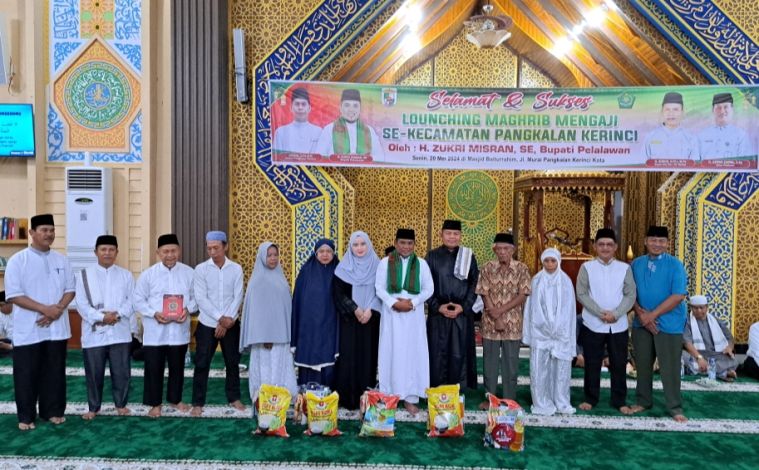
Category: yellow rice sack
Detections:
[
  {"x1": 426, "y1": 384, "x2": 464, "y2": 437},
  {"x1": 304, "y1": 391, "x2": 342, "y2": 436},
  {"x1": 255, "y1": 384, "x2": 291, "y2": 437}
]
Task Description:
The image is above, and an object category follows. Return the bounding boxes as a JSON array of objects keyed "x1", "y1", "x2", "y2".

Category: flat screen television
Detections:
[{"x1": 0, "y1": 103, "x2": 35, "y2": 157}]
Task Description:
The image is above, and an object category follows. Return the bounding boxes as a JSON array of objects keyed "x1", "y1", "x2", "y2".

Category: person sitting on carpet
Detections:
[
  {"x1": 0, "y1": 291, "x2": 13, "y2": 357},
  {"x1": 682, "y1": 295, "x2": 738, "y2": 381},
  {"x1": 573, "y1": 314, "x2": 584, "y2": 368},
  {"x1": 740, "y1": 321, "x2": 759, "y2": 381}
]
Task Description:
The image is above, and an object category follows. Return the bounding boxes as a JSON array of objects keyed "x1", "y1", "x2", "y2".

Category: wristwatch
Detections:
[{"x1": 696, "y1": 355, "x2": 704, "y2": 360}]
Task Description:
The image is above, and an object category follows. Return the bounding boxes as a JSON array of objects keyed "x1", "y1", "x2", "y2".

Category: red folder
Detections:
[{"x1": 162, "y1": 294, "x2": 184, "y2": 320}]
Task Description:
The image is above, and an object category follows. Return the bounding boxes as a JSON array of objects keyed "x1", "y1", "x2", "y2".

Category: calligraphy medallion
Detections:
[
  {"x1": 447, "y1": 171, "x2": 498, "y2": 221},
  {"x1": 64, "y1": 61, "x2": 131, "y2": 130}
]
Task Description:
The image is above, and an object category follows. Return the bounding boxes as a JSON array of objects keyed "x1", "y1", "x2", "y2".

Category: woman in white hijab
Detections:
[
  {"x1": 239, "y1": 242, "x2": 298, "y2": 405},
  {"x1": 523, "y1": 247, "x2": 576, "y2": 415}
]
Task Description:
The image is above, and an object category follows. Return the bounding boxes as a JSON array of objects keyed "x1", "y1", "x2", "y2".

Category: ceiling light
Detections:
[
  {"x1": 464, "y1": 3, "x2": 514, "y2": 48},
  {"x1": 551, "y1": 37, "x2": 574, "y2": 57},
  {"x1": 584, "y1": 6, "x2": 608, "y2": 28},
  {"x1": 401, "y1": 32, "x2": 421, "y2": 58},
  {"x1": 404, "y1": 4, "x2": 423, "y2": 32}
]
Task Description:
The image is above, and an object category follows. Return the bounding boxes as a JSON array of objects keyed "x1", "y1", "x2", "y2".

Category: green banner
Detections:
[{"x1": 270, "y1": 80, "x2": 758, "y2": 172}]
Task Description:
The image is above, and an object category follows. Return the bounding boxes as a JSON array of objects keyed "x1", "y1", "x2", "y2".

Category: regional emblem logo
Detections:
[
  {"x1": 617, "y1": 92, "x2": 636, "y2": 109},
  {"x1": 382, "y1": 88, "x2": 397, "y2": 107}
]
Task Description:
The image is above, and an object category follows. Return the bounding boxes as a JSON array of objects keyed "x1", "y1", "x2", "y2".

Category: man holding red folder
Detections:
[{"x1": 133, "y1": 234, "x2": 197, "y2": 418}]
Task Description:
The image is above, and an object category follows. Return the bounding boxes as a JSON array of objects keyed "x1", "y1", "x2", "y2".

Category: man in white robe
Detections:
[
  {"x1": 133, "y1": 233, "x2": 197, "y2": 418},
  {"x1": 4, "y1": 213, "x2": 75, "y2": 430},
  {"x1": 75, "y1": 235, "x2": 135, "y2": 419},
  {"x1": 272, "y1": 87, "x2": 322, "y2": 154},
  {"x1": 315, "y1": 88, "x2": 386, "y2": 162},
  {"x1": 375, "y1": 228, "x2": 434, "y2": 415}
]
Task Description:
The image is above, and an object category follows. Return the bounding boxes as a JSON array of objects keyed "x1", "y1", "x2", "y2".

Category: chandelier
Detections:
[{"x1": 464, "y1": 3, "x2": 514, "y2": 48}]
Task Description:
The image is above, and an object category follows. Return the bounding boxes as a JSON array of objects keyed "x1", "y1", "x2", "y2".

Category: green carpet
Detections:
[
  {"x1": 3, "y1": 352, "x2": 752, "y2": 384},
  {"x1": 0, "y1": 414, "x2": 756, "y2": 470},
  {"x1": 0, "y1": 373, "x2": 757, "y2": 420},
  {"x1": 2, "y1": 347, "x2": 759, "y2": 418},
  {"x1": 2, "y1": 350, "x2": 758, "y2": 469}
]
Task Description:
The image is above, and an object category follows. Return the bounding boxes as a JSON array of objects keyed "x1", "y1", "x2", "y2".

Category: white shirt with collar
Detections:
[
  {"x1": 699, "y1": 124, "x2": 754, "y2": 160},
  {"x1": 193, "y1": 257, "x2": 244, "y2": 329},
  {"x1": 747, "y1": 322, "x2": 759, "y2": 363},
  {"x1": 644, "y1": 125, "x2": 697, "y2": 159},
  {"x1": 4, "y1": 247, "x2": 76, "y2": 347},
  {"x1": 75, "y1": 263, "x2": 135, "y2": 349},
  {"x1": 133, "y1": 261, "x2": 197, "y2": 346}
]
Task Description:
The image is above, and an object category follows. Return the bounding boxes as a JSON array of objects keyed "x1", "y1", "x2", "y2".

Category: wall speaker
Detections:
[{"x1": 233, "y1": 28, "x2": 248, "y2": 103}]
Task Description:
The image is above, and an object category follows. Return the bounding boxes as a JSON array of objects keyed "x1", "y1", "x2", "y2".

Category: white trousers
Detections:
[{"x1": 529, "y1": 347, "x2": 575, "y2": 416}]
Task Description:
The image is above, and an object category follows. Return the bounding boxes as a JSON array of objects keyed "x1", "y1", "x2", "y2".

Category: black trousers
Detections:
[
  {"x1": 581, "y1": 324, "x2": 629, "y2": 409},
  {"x1": 82, "y1": 342, "x2": 131, "y2": 411},
  {"x1": 191, "y1": 321, "x2": 242, "y2": 406},
  {"x1": 742, "y1": 356, "x2": 759, "y2": 381},
  {"x1": 12, "y1": 339, "x2": 68, "y2": 424},
  {"x1": 142, "y1": 344, "x2": 187, "y2": 406}
]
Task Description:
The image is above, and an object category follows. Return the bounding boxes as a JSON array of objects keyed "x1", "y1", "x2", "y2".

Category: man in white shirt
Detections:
[
  {"x1": 576, "y1": 228, "x2": 636, "y2": 414},
  {"x1": 375, "y1": 228, "x2": 434, "y2": 415},
  {"x1": 643, "y1": 92, "x2": 697, "y2": 160},
  {"x1": 272, "y1": 87, "x2": 322, "y2": 154},
  {"x1": 316, "y1": 88, "x2": 386, "y2": 162},
  {"x1": 75, "y1": 235, "x2": 135, "y2": 420},
  {"x1": 4, "y1": 214, "x2": 75, "y2": 430},
  {"x1": 133, "y1": 233, "x2": 197, "y2": 418},
  {"x1": 699, "y1": 92, "x2": 755, "y2": 160},
  {"x1": 190, "y1": 231, "x2": 244, "y2": 416}
]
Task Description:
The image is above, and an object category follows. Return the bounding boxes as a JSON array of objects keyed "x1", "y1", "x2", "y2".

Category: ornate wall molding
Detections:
[
  {"x1": 252, "y1": 0, "x2": 393, "y2": 206},
  {"x1": 630, "y1": 0, "x2": 757, "y2": 84},
  {"x1": 705, "y1": 173, "x2": 759, "y2": 211},
  {"x1": 676, "y1": 173, "x2": 717, "y2": 297},
  {"x1": 47, "y1": 0, "x2": 143, "y2": 163}
]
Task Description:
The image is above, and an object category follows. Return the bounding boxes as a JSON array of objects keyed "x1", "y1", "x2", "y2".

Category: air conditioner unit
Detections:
[{"x1": 65, "y1": 166, "x2": 113, "y2": 272}]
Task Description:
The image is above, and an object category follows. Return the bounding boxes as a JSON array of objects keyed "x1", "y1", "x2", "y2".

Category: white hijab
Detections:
[
  {"x1": 536, "y1": 248, "x2": 564, "y2": 322},
  {"x1": 523, "y1": 248, "x2": 576, "y2": 360}
]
